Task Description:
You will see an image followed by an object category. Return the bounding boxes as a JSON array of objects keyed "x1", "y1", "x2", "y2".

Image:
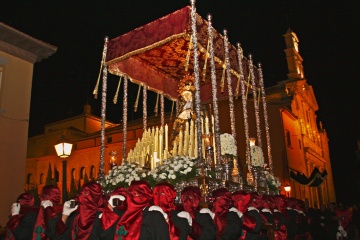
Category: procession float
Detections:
[{"x1": 93, "y1": 0, "x2": 281, "y2": 201}]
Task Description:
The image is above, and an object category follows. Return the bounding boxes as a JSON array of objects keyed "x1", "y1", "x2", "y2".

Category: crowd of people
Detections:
[{"x1": 1, "y1": 180, "x2": 359, "y2": 240}]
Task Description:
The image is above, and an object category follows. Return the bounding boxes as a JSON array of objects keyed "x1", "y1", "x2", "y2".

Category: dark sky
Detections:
[{"x1": 2, "y1": 0, "x2": 360, "y2": 204}]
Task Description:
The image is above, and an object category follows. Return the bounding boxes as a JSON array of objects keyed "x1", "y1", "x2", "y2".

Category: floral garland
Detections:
[
  {"x1": 101, "y1": 162, "x2": 151, "y2": 192},
  {"x1": 100, "y1": 156, "x2": 198, "y2": 191},
  {"x1": 220, "y1": 133, "x2": 237, "y2": 157},
  {"x1": 264, "y1": 169, "x2": 281, "y2": 193},
  {"x1": 148, "y1": 156, "x2": 197, "y2": 186},
  {"x1": 250, "y1": 145, "x2": 264, "y2": 168}
]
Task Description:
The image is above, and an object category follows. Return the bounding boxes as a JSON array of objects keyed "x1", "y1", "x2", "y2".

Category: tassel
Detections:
[
  {"x1": 134, "y1": 84, "x2": 142, "y2": 112},
  {"x1": 154, "y1": 92, "x2": 159, "y2": 116},
  {"x1": 245, "y1": 73, "x2": 250, "y2": 100},
  {"x1": 220, "y1": 63, "x2": 226, "y2": 92},
  {"x1": 202, "y1": 38, "x2": 210, "y2": 81},
  {"x1": 113, "y1": 76, "x2": 122, "y2": 104},
  {"x1": 185, "y1": 36, "x2": 193, "y2": 71},
  {"x1": 93, "y1": 43, "x2": 107, "y2": 99},
  {"x1": 235, "y1": 75, "x2": 241, "y2": 99}
]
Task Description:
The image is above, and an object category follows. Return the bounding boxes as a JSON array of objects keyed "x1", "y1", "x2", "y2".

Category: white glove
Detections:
[
  {"x1": 11, "y1": 203, "x2": 20, "y2": 216},
  {"x1": 41, "y1": 200, "x2": 53, "y2": 209},
  {"x1": 177, "y1": 211, "x2": 192, "y2": 226},
  {"x1": 62, "y1": 200, "x2": 78, "y2": 216},
  {"x1": 149, "y1": 205, "x2": 168, "y2": 221},
  {"x1": 200, "y1": 208, "x2": 215, "y2": 219},
  {"x1": 108, "y1": 195, "x2": 125, "y2": 208},
  {"x1": 229, "y1": 207, "x2": 243, "y2": 219}
]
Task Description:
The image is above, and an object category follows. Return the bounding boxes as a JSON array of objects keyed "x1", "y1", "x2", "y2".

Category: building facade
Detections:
[{"x1": 0, "y1": 22, "x2": 57, "y2": 225}]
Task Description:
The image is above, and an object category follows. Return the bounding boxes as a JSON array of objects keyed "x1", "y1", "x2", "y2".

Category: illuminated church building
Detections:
[{"x1": 25, "y1": 29, "x2": 336, "y2": 206}]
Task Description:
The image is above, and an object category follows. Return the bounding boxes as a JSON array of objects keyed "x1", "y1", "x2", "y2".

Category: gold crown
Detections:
[{"x1": 178, "y1": 74, "x2": 195, "y2": 96}]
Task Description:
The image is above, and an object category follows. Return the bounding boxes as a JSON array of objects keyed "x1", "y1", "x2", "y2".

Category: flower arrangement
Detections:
[
  {"x1": 264, "y1": 170, "x2": 281, "y2": 193},
  {"x1": 250, "y1": 145, "x2": 265, "y2": 168},
  {"x1": 148, "y1": 156, "x2": 197, "y2": 186},
  {"x1": 101, "y1": 162, "x2": 150, "y2": 192},
  {"x1": 220, "y1": 133, "x2": 237, "y2": 157},
  {"x1": 101, "y1": 156, "x2": 198, "y2": 191}
]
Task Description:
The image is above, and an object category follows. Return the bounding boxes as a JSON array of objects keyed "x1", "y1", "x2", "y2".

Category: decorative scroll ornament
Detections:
[
  {"x1": 98, "y1": 36, "x2": 108, "y2": 181},
  {"x1": 143, "y1": 84, "x2": 147, "y2": 132},
  {"x1": 248, "y1": 54, "x2": 262, "y2": 148},
  {"x1": 258, "y1": 63, "x2": 273, "y2": 174},
  {"x1": 122, "y1": 75, "x2": 128, "y2": 161},
  {"x1": 207, "y1": 13, "x2": 221, "y2": 165},
  {"x1": 237, "y1": 43, "x2": 251, "y2": 171},
  {"x1": 190, "y1": 0, "x2": 202, "y2": 161},
  {"x1": 223, "y1": 29, "x2": 237, "y2": 144}
]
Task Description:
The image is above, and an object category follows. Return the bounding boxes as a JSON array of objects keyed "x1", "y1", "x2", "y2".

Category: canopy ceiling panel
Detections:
[{"x1": 106, "y1": 6, "x2": 256, "y2": 102}]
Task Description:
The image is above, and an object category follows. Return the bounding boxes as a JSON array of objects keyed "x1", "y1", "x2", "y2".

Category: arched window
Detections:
[
  {"x1": 26, "y1": 173, "x2": 33, "y2": 184},
  {"x1": 80, "y1": 167, "x2": 85, "y2": 179},
  {"x1": 90, "y1": 166, "x2": 95, "y2": 180},
  {"x1": 40, "y1": 173, "x2": 44, "y2": 184},
  {"x1": 71, "y1": 168, "x2": 76, "y2": 179}
]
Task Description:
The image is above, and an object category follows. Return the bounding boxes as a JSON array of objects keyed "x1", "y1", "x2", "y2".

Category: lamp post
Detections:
[
  {"x1": 284, "y1": 184, "x2": 291, "y2": 198},
  {"x1": 54, "y1": 135, "x2": 73, "y2": 203}
]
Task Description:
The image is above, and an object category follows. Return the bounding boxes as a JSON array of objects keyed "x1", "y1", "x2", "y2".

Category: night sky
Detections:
[{"x1": 2, "y1": 1, "x2": 359, "y2": 204}]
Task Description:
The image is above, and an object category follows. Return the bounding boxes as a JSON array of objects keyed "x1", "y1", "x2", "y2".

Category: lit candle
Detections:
[
  {"x1": 159, "y1": 126, "x2": 163, "y2": 164},
  {"x1": 178, "y1": 130, "x2": 183, "y2": 156},
  {"x1": 173, "y1": 141, "x2": 178, "y2": 156},
  {"x1": 205, "y1": 116, "x2": 210, "y2": 134},
  {"x1": 165, "y1": 124, "x2": 168, "y2": 156},
  {"x1": 154, "y1": 127, "x2": 159, "y2": 153}
]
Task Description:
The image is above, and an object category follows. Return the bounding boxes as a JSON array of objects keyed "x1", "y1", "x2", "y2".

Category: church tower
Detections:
[{"x1": 283, "y1": 29, "x2": 304, "y2": 81}]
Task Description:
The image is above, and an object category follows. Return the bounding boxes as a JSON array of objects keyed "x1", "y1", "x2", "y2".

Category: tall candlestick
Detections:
[
  {"x1": 179, "y1": 130, "x2": 183, "y2": 156},
  {"x1": 205, "y1": 116, "x2": 210, "y2": 134},
  {"x1": 165, "y1": 124, "x2": 169, "y2": 159},
  {"x1": 159, "y1": 126, "x2": 163, "y2": 164}
]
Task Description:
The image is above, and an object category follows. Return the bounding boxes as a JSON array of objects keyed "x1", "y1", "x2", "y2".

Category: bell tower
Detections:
[{"x1": 283, "y1": 29, "x2": 305, "y2": 81}]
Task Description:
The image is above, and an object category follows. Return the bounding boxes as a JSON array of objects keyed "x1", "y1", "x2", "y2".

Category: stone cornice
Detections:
[
  {"x1": 0, "y1": 22, "x2": 57, "y2": 62},
  {"x1": 0, "y1": 40, "x2": 37, "y2": 63}
]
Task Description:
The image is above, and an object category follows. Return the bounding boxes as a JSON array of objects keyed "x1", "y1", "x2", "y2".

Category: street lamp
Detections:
[
  {"x1": 54, "y1": 135, "x2": 73, "y2": 203},
  {"x1": 284, "y1": 184, "x2": 291, "y2": 198}
]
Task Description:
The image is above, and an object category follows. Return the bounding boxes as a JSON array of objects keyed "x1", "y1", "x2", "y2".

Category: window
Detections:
[
  {"x1": 40, "y1": 173, "x2": 44, "y2": 184},
  {"x1": 26, "y1": 173, "x2": 33, "y2": 184},
  {"x1": 80, "y1": 167, "x2": 85, "y2": 179},
  {"x1": 71, "y1": 168, "x2": 76, "y2": 179},
  {"x1": 107, "y1": 136, "x2": 112, "y2": 143},
  {"x1": 286, "y1": 130, "x2": 292, "y2": 147},
  {"x1": 90, "y1": 165, "x2": 95, "y2": 180}
]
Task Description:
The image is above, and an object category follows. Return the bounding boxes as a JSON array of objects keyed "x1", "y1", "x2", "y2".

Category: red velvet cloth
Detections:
[
  {"x1": 32, "y1": 185, "x2": 61, "y2": 240},
  {"x1": 115, "y1": 180, "x2": 153, "y2": 240},
  {"x1": 101, "y1": 187, "x2": 128, "y2": 231},
  {"x1": 6, "y1": 192, "x2": 38, "y2": 240},
  {"x1": 335, "y1": 209, "x2": 352, "y2": 230},
  {"x1": 247, "y1": 192, "x2": 262, "y2": 209},
  {"x1": 6, "y1": 192, "x2": 36, "y2": 240},
  {"x1": 232, "y1": 190, "x2": 251, "y2": 213},
  {"x1": 154, "y1": 182, "x2": 178, "y2": 240},
  {"x1": 71, "y1": 182, "x2": 103, "y2": 240},
  {"x1": 211, "y1": 188, "x2": 231, "y2": 240},
  {"x1": 181, "y1": 186, "x2": 203, "y2": 239},
  {"x1": 106, "y1": 6, "x2": 244, "y2": 102},
  {"x1": 274, "y1": 195, "x2": 288, "y2": 215}
]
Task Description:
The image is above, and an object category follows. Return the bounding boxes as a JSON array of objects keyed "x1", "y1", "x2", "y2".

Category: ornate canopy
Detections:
[{"x1": 105, "y1": 6, "x2": 257, "y2": 102}]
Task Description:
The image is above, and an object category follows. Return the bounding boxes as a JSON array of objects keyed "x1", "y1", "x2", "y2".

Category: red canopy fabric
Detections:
[{"x1": 106, "y1": 6, "x2": 255, "y2": 102}]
